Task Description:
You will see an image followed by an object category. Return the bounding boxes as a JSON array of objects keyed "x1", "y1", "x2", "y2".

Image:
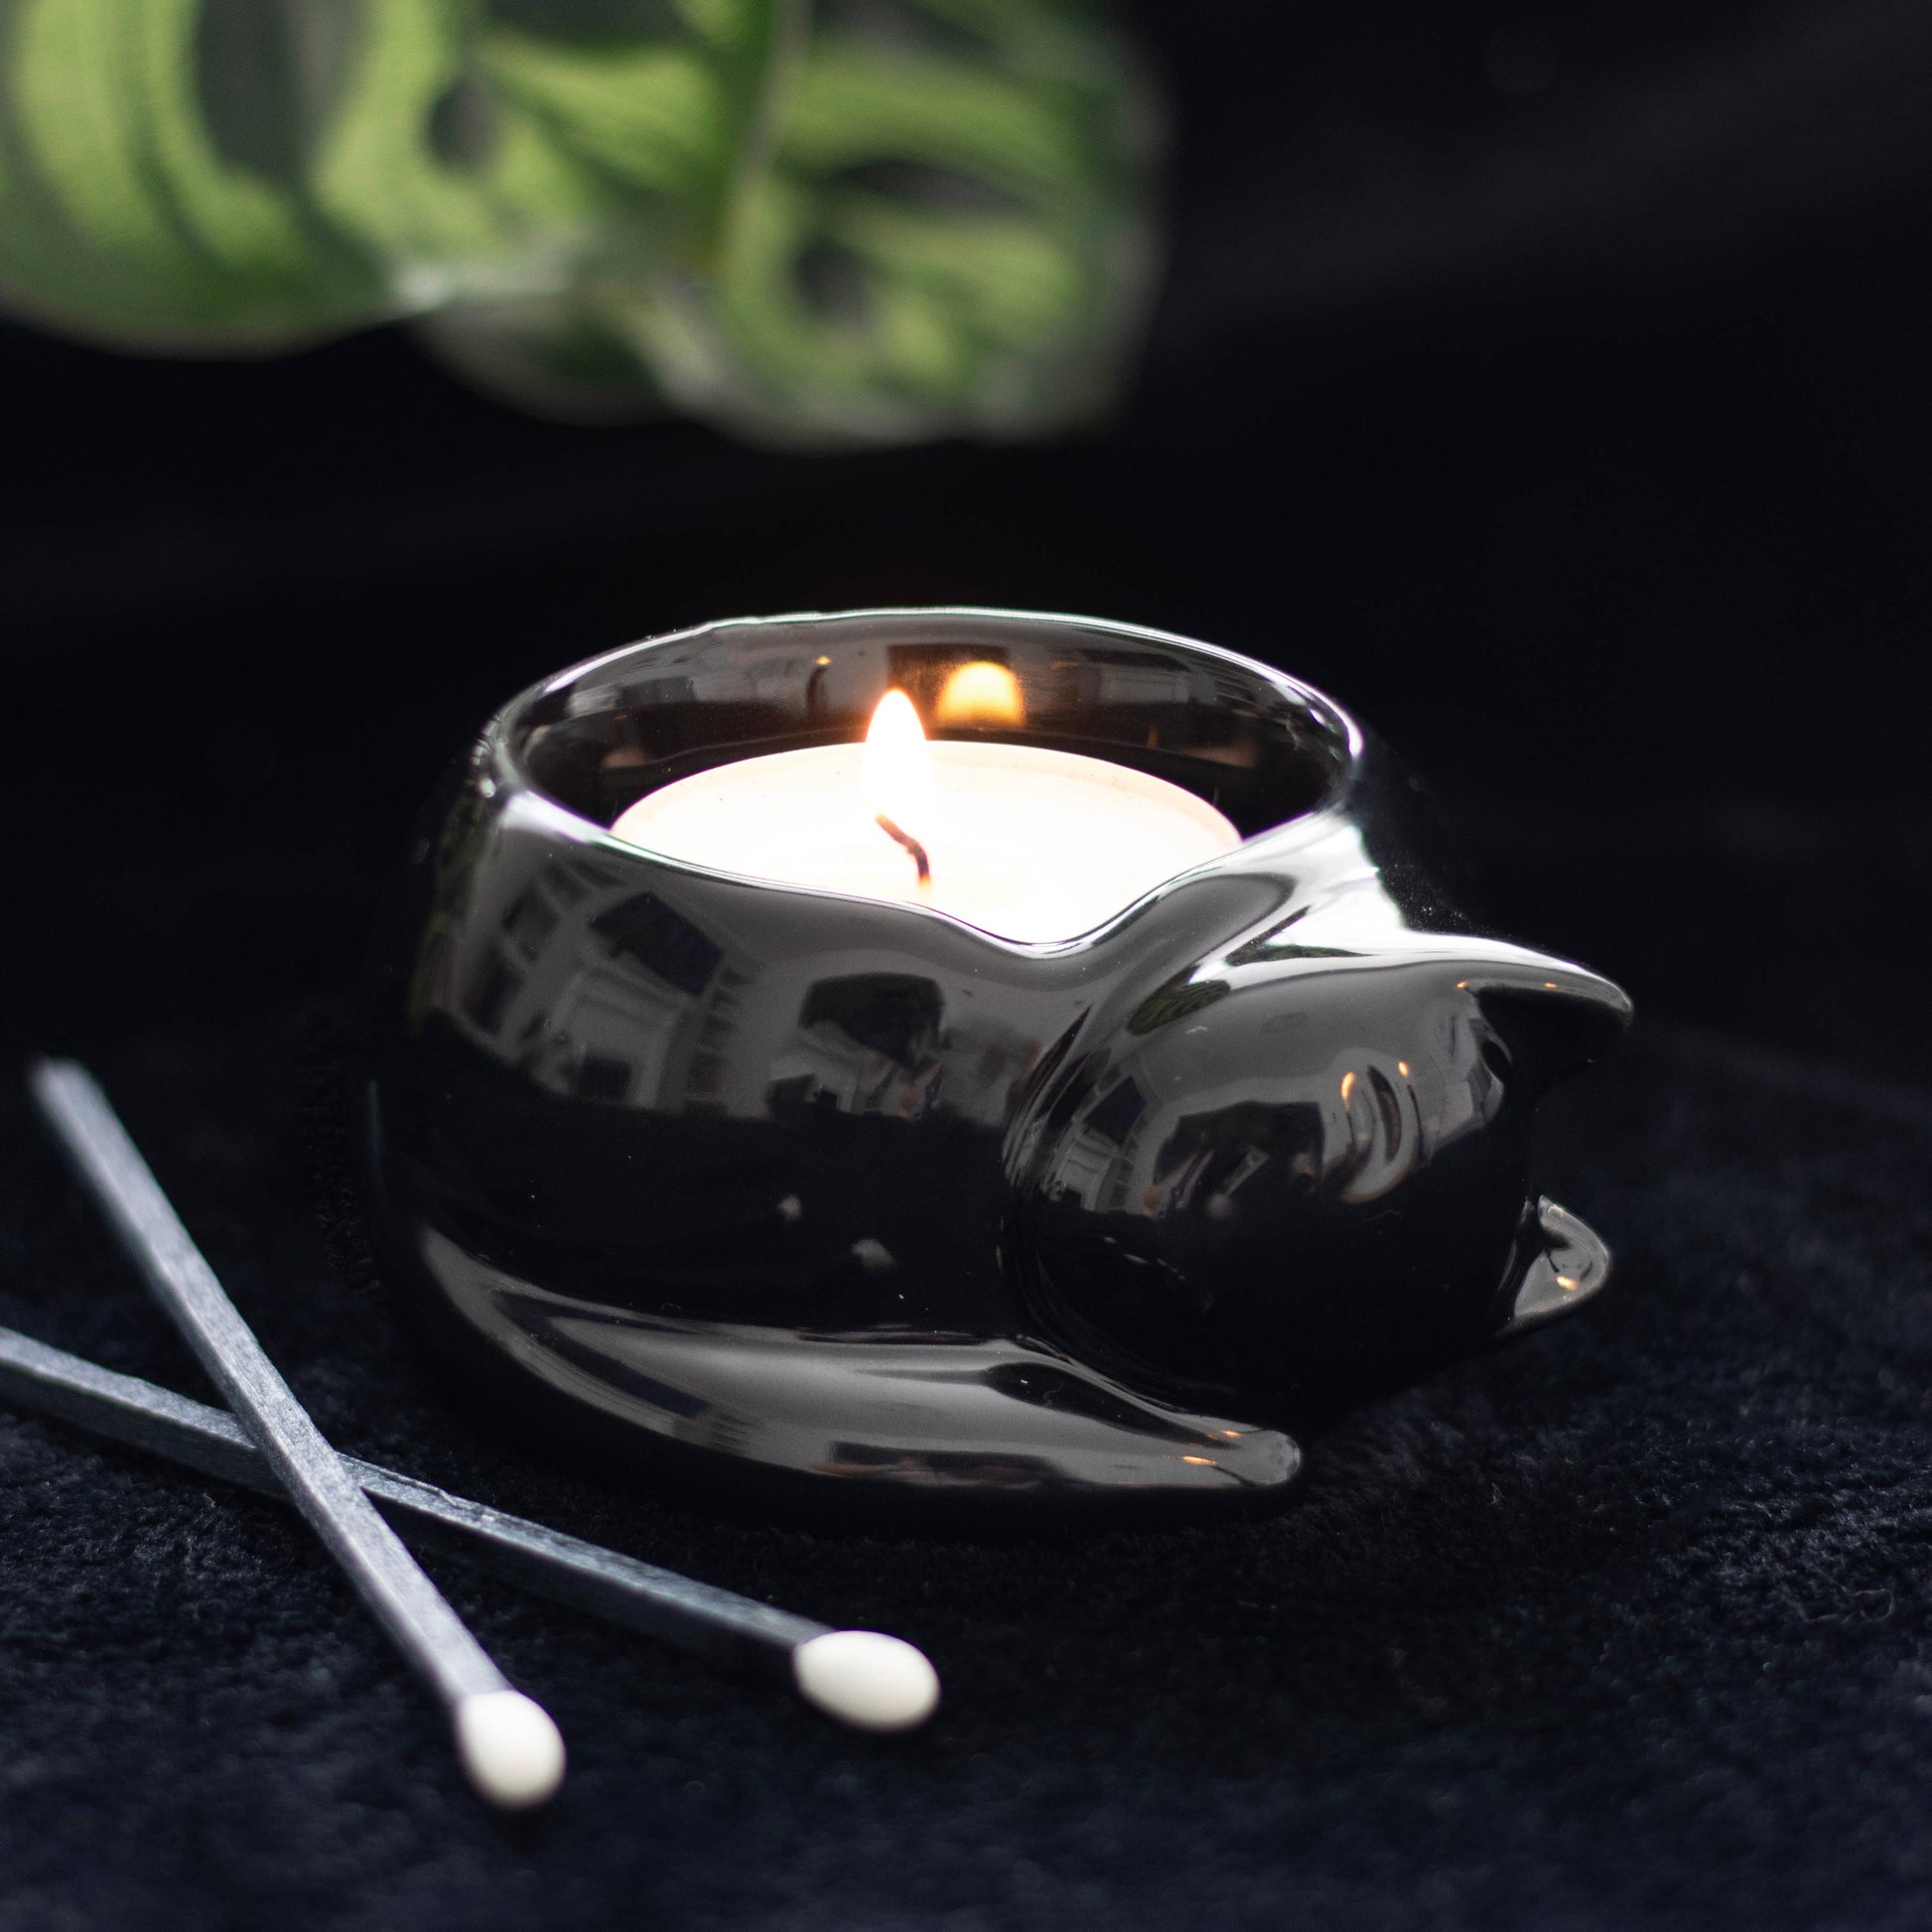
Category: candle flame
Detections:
[{"x1": 864, "y1": 690, "x2": 936, "y2": 884}]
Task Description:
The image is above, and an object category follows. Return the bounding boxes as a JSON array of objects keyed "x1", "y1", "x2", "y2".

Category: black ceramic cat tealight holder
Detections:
[{"x1": 362, "y1": 609, "x2": 1630, "y2": 1524}]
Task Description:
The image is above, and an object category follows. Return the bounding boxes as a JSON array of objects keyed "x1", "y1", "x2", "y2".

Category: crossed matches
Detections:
[{"x1": 17, "y1": 1060, "x2": 938, "y2": 1810}]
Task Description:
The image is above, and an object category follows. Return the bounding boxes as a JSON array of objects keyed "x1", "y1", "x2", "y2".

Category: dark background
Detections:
[{"x1": 3, "y1": 3, "x2": 1931, "y2": 1927}]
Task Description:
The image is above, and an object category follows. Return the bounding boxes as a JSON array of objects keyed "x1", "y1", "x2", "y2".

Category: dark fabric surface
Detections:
[
  {"x1": 3, "y1": 1014, "x2": 1930, "y2": 1931},
  {"x1": 5, "y1": 1, "x2": 1932, "y2": 1923}
]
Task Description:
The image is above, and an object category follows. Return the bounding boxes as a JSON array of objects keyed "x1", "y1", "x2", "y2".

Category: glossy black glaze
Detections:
[{"x1": 362, "y1": 610, "x2": 1630, "y2": 1523}]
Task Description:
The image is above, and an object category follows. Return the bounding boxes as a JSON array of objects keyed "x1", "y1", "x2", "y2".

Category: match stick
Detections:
[
  {"x1": 29, "y1": 1058, "x2": 566, "y2": 1809},
  {"x1": 0, "y1": 1321, "x2": 940, "y2": 1734}
]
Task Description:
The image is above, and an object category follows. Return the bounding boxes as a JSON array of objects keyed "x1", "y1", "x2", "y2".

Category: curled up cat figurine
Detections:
[{"x1": 363, "y1": 610, "x2": 1630, "y2": 1524}]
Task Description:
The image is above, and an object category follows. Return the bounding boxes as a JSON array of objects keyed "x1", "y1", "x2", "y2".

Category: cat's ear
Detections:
[{"x1": 1447, "y1": 948, "x2": 1632, "y2": 1093}]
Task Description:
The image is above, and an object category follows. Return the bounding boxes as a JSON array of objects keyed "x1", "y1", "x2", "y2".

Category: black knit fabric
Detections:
[{"x1": 2, "y1": 1015, "x2": 1929, "y2": 1931}]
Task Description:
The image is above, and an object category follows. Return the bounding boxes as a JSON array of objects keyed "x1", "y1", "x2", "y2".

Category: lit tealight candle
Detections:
[{"x1": 611, "y1": 669, "x2": 1241, "y2": 944}]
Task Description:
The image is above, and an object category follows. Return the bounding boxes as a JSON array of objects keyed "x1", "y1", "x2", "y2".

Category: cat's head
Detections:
[{"x1": 1004, "y1": 919, "x2": 1630, "y2": 1428}]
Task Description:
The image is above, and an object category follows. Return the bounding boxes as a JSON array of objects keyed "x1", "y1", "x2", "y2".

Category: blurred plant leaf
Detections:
[
  {"x1": 0, "y1": 0, "x2": 1159, "y2": 443},
  {"x1": 0, "y1": 0, "x2": 379, "y2": 342},
  {"x1": 638, "y1": 0, "x2": 1162, "y2": 442}
]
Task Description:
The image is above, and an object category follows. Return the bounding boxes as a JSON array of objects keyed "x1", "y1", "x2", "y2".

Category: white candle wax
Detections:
[{"x1": 610, "y1": 730, "x2": 1240, "y2": 946}]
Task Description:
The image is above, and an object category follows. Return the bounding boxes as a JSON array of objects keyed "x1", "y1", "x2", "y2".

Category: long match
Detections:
[
  {"x1": 29, "y1": 1058, "x2": 566, "y2": 1810},
  {"x1": 0, "y1": 1321, "x2": 940, "y2": 1734}
]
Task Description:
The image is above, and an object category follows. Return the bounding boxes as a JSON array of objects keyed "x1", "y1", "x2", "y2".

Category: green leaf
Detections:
[
  {"x1": 0, "y1": 0, "x2": 1161, "y2": 444},
  {"x1": 0, "y1": 0, "x2": 381, "y2": 343},
  {"x1": 304, "y1": 0, "x2": 612, "y2": 313},
  {"x1": 590, "y1": 0, "x2": 1162, "y2": 443}
]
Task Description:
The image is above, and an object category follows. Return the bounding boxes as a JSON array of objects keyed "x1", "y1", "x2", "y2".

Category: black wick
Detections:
[{"x1": 875, "y1": 814, "x2": 931, "y2": 885}]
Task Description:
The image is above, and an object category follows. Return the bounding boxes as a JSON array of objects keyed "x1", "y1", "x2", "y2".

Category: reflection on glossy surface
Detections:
[{"x1": 363, "y1": 608, "x2": 1631, "y2": 1522}]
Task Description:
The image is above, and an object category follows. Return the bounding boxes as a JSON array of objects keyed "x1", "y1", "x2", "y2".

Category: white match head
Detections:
[
  {"x1": 454, "y1": 1690, "x2": 566, "y2": 1810},
  {"x1": 791, "y1": 1630, "x2": 940, "y2": 1733}
]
